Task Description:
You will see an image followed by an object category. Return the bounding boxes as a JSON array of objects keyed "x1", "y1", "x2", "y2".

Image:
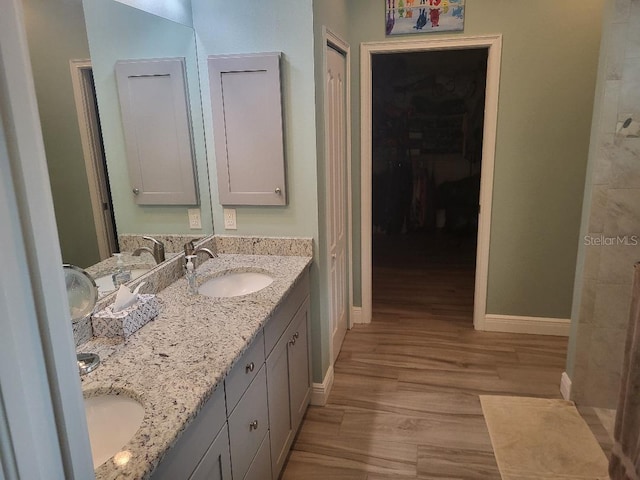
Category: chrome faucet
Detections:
[
  {"x1": 77, "y1": 352, "x2": 100, "y2": 375},
  {"x1": 133, "y1": 235, "x2": 165, "y2": 264},
  {"x1": 194, "y1": 247, "x2": 217, "y2": 259}
]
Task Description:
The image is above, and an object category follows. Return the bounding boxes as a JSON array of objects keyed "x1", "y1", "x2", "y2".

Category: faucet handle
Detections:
[
  {"x1": 143, "y1": 235, "x2": 162, "y2": 247},
  {"x1": 141, "y1": 236, "x2": 165, "y2": 263},
  {"x1": 184, "y1": 240, "x2": 195, "y2": 256}
]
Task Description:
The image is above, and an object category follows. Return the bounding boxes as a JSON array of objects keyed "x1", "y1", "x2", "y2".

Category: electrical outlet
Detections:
[
  {"x1": 223, "y1": 208, "x2": 237, "y2": 230},
  {"x1": 188, "y1": 208, "x2": 202, "y2": 229}
]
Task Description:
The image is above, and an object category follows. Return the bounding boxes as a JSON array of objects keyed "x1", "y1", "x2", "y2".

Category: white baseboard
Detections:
[
  {"x1": 310, "y1": 364, "x2": 334, "y2": 406},
  {"x1": 351, "y1": 306, "x2": 364, "y2": 324},
  {"x1": 482, "y1": 314, "x2": 570, "y2": 336},
  {"x1": 560, "y1": 371, "x2": 572, "y2": 400}
]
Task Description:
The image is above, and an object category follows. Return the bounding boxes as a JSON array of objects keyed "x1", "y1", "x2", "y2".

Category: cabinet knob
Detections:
[
  {"x1": 245, "y1": 362, "x2": 255, "y2": 373},
  {"x1": 132, "y1": 188, "x2": 140, "y2": 195},
  {"x1": 275, "y1": 187, "x2": 282, "y2": 195},
  {"x1": 249, "y1": 420, "x2": 259, "y2": 431},
  {"x1": 294, "y1": 332, "x2": 299, "y2": 340},
  {"x1": 289, "y1": 332, "x2": 299, "y2": 347}
]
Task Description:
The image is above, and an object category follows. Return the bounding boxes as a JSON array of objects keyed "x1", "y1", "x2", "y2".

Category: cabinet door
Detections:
[
  {"x1": 152, "y1": 386, "x2": 226, "y2": 480},
  {"x1": 190, "y1": 424, "x2": 232, "y2": 480},
  {"x1": 243, "y1": 431, "x2": 272, "y2": 480},
  {"x1": 287, "y1": 298, "x2": 311, "y2": 433},
  {"x1": 115, "y1": 58, "x2": 198, "y2": 205},
  {"x1": 266, "y1": 328, "x2": 293, "y2": 479},
  {"x1": 207, "y1": 53, "x2": 286, "y2": 206},
  {"x1": 228, "y1": 366, "x2": 269, "y2": 480}
]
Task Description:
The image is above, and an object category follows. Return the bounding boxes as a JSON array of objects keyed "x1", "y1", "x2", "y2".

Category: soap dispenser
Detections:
[
  {"x1": 185, "y1": 255, "x2": 198, "y2": 295},
  {"x1": 112, "y1": 253, "x2": 132, "y2": 287}
]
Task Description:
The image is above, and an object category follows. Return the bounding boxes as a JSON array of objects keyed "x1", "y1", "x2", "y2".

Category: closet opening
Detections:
[{"x1": 371, "y1": 48, "x2": 488, "y2": 323}]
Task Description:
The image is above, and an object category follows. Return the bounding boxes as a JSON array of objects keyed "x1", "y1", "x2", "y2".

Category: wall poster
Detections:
[{"x1": 386, "y1": 0, "x2": 466, "y2": 35}]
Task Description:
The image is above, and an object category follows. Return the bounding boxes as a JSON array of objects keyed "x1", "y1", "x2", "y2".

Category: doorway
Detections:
[
  {"x1": 70, "y1": 60, "x2": 118, "y2": 260},
  {"x1": 360, "y1": 35, "x2": 502, "y2": 329},
  {"x1": 372, "y1": 48, "x2": 487, "y2": 322}
]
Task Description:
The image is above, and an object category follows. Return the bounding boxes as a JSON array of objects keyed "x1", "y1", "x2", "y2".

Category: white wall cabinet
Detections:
[
  {"x1": 115, "y1": 58, "x2": 199, "y2": 205},
  {"x1": 207, "y1": 53, "x2": 287, "y2": 206},
  {"x1": 152, "y1": 270, "x2": 310, "y2": 480}
]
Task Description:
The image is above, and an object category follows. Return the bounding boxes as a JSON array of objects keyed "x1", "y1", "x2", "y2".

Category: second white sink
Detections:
[
  {"x1": 84, "y1": 394, "x2": 144, "y2": 468},
  {"x1": 199, "y1": 272, "x2": 273, "y2": 298}
]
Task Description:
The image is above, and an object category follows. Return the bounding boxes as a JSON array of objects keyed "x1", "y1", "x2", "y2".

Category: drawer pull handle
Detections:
[
  {"x1": 249, "y1": 420, "x2": 259, "y2": 431},
  {"x1": 245, "y1": 362, "x2": 255, "y2": 373}
]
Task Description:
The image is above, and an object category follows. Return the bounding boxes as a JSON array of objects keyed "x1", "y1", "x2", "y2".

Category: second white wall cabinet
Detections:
[{"x1": 208, "y1": 53, "x2": 287, "y2": 206}]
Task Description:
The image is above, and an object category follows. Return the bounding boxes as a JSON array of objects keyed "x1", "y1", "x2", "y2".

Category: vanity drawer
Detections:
[
  {"x1": 243, "y1": 430, "x2": 272, "y2": 480},
  {"x1": 225, "y1": 330, "x2": 265, "y2": 415},
  {"x1": 264, "y1": 271, "x2": 309, "y2": 354},
  {"x1": 152, "y1": 385, "x2": 226, "y2": 480},
  {"x1": 228, "y1": 366, "x2": 269, "y2": 480}
]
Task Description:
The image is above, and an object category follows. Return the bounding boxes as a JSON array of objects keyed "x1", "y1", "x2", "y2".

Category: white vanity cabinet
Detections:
[
  {"x1": 151, "y1": 270, "x2": 311, "y2": 480},
  {"x1": 265, "y1": 275, "x2": 312, "y2": 478}
]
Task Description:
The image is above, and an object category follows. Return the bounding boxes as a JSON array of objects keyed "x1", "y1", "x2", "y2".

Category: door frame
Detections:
[
  {"x1": 323, "y1": 27, "x2": 352, "y2": 364},
  {"x1": 360, "y1": 34, "x2": 502, "y2": 330},
  {"x1": 70, "y1": 59, "x2": 116, "y2": 260},
  {"x1": 1, "y1": 0, "x2": 95, "y2": 476}
]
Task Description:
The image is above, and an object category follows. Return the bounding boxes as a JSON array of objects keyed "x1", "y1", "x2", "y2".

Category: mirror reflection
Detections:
[{"x1": 22, "y1": 0, "x2": 213, "y2": 296}]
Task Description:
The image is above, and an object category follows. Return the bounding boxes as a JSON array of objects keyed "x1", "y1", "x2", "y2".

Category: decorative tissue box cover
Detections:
[{"x1": 92, "y1": 294, "x2": 160, "y2": 339}]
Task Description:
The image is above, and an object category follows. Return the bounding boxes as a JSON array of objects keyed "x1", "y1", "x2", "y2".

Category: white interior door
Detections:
[{"x1": 326, "y1": 45, "x2": 348, "y2": 362}]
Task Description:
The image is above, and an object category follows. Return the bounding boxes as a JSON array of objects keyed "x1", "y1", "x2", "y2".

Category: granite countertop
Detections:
[{"x1": 79, "y1": 253, "x2": 312, "y2": 480}]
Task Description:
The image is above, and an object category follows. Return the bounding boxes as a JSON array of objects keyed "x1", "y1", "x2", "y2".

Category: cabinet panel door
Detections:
[
  {"x1": 115, "y1": 58, "x2": 198, "y2": 205},
  {"x1": 228, "y1": 366, "x2": 269, "y2": 480},
  {"x1": 190, "y1": 424, "x2": 231, "y2": 480},
  {"x1": 243, "y1": 431, "x2": 272, "y2": 480},
  {"x1": 287, "y1": 298, "x2": 311, "y2": 433},
  {"x1": 266, "y1": 331, "x2": 293, "y2": 479},
  {"x1": 208, "y1": 53, "x2": 286, "y2": 206},
  {"x1": 152, "y1": 386, "x2": 226, "y2": 480}
]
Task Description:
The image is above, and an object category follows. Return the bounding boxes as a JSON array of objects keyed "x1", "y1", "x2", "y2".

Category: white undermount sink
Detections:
[
  {"x1": 94, "y1": 268, "x2": 150, "y2": 296},
  {"x1": 84, "y1": 394, "x2": 145, "y2": 468},
  {"x1": 199, "y1": 271, "x2": 274, "y2": 298}
]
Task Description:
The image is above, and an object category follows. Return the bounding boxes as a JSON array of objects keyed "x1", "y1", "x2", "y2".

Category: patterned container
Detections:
[{"x1": 92, "y1": 294, "x2": 160, "y2": 339}]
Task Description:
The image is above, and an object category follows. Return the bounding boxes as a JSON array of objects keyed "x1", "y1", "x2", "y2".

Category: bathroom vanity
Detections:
[
  {"x1": 152, "y1": 270, "x2": 310, "y2": 480},
  {"x1": 79, "y1": 250, "x2": 312, "y2": 480}
]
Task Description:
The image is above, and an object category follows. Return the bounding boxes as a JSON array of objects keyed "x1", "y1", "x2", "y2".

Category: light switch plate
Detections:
[
  {"x1": 223, "y1": 208, "x2": 237, "y2": 230},
  {"x1": 188, "y1": 208, "x2": 202, "y2": 229}
]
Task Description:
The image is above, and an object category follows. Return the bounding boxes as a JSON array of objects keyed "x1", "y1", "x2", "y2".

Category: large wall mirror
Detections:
[{"x1": 22, "y1": 0, "x2": 213, "y2": 273}]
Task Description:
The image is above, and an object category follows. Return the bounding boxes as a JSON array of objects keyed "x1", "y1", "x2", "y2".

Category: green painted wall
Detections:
[
  {"x1": 192, "y1": 0, "x2": 324, "y2": 380},
  {"x1": 346, "y1": 0, "x2": 604, "y2": 318},
  {"x1": 23, "y1": 0, "x2": 100, "y2": 269},
  {"x1": 83, "y1": 0, "x2": 213, "y2": 237}
]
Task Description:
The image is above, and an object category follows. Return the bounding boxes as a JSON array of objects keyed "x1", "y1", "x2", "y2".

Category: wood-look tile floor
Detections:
[{"x1": 280, "y1": 232, "x2": 609, "y2": 479}]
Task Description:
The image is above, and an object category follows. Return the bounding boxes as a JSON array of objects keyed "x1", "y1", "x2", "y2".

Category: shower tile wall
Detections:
[{"x1": 572, "y1": 0, "x2": 640, "y2": 408}]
